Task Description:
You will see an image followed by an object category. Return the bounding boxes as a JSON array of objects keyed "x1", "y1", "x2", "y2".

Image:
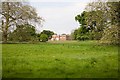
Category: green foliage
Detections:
[
  {"x1": 73, "y1": 1, "x2": 120, "y2": 44},
  {"x1": 40, "y1": 30, "x2": 54, "y2": 39},
  {"x1": 38, "y1": 30, "x2": 54, "y2": 42},
  {"x1": 39, "y1": 34, "x2": 48, "y2": 42},
  {"x1": 75, "y1": 11, "x2": 87, "y2": 25},
  {"x1": 8, "y1": 24, "x2": 37, "y2": 42},
  {"x1": 71, "y1": 29, "x2": 78, "y2": 40},
  {"x1": 1, "y1": 2, "x2": 43, "y2": 43},
  {"x1": 71, "y1": 25, "x2": 90, "y2": 41},
  {"x1": 2, "y1": 41, "x2": 118, "y2": 78},
  {"x1": 77, "y1": 35, "x2": 89, "y2": 41},
  {"x1": 85, "y1": 1, "x2": 120, "y2": 43},
  {"x1": 74, "y1": 10, "x2": 103, "y2": 41},
  {"x1": 106, "y1": 2, "x2": 120, "y2": 26},
  {"x1": 89, "y1": 31, "x2": 102, "y2": 40},
  {"x1": 100, "y1": 25, "x2": 119, "y2": 45},
  {"x1": 78, "y1": 34, "x2": 90, "y2": 41}
]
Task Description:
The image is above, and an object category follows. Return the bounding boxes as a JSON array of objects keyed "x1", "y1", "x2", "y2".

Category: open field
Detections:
[{"x1": 2, "y1": 41, "x2": 118, "y2": 78}]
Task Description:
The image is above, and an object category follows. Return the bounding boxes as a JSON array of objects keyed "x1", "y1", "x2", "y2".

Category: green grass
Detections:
[{"x1": 2, "y1": 41, "x2": 118, "y2": 78}]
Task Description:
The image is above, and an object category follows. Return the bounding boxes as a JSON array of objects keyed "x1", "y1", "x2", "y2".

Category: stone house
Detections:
[{"x1": 51, "y1": 34, "x2": 71, "y2": 41}]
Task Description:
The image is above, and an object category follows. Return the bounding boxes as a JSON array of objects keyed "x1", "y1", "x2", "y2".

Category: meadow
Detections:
[{"x1": 2, "y1": 41, "x2": 118, "y2": 78}]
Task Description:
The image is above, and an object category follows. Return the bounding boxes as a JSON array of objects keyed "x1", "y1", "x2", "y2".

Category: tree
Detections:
[
  {"x1": 75, "y1": 0, "x2": 119, "y2": 43},
  {"x1": 40, "y1": 30, "x2": 54, "y2": 39},
  {"x1": 81, "y1": 1, "x2": 109, "y2": 40},
  {"x1": 100, "y1": 25, "x2": 119, "y2": 44},
  {"x1": 39, "y1": 34, "x2": 48, "y2": 42},
  {"x1": 8, "y1": 24, "x2": 37, "y2": 42},
  {"x1": 75, "y1": 11, "x2": 87, "y2": 26},
  {"x1": 0, "y1": 31, "x2": 2, "y2": 41},
  {"x1": 71, "y1": 29, "x2": 78, "y2": 40},
  {"x1": 100, "y1": 2, "x2": 120, "y2": 44},
  {"x1": 74, "y1": 11, "x2": 90, "y2": 41},
  {"x1": 0, "y1": 2, "x2": 43, "y2": 43},
  {"x1": 106, "y1": 1, "x2": 120, "y2": 26}
]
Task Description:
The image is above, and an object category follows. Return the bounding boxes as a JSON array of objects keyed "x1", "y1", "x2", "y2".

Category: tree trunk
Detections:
[
  {"x1": 3, "y1": 31, "x2": 8, "y2": 43},
  {"x1": 3, "y1": 19, "x2": 9, "y2": 43},
  {"x1": 2, "y1": 2, "x2": 10, "y2": 43}
]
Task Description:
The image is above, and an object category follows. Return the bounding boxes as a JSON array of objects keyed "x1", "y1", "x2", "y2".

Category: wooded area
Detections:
[{"x1": 72, "y1": 1, "x2": 120, "y2": 44}]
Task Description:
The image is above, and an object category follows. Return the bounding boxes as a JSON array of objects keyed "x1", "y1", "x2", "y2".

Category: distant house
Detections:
[
  {"x1": 51, "y1": 34, "x2": 60, "y2": 41},
  {"x1": 51, "y1": 34, "x2": 71, "y2": 41}
]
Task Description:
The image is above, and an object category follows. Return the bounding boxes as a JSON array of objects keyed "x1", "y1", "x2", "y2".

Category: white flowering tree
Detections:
[{"x1": 0, "y1": 2, "x2": 43, "y2": 43}]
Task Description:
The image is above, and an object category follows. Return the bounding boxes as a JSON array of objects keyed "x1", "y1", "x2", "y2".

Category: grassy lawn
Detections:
[{"x1": 2, "y1": 41, "x2": 118, "y2": 78}]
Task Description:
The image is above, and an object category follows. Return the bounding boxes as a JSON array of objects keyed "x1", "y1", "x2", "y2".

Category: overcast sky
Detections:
[{"x1": 30, "y1": 0, "x2": 91, "y2": 34}]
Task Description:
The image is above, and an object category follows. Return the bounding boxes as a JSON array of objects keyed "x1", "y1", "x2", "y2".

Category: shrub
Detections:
[{"x1": 39, "y1": 34, "x2": 48, "y2": 42}]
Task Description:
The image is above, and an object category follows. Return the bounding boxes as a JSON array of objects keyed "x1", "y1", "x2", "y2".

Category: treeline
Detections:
[
  {"x1": 8, "y1": 24, "x2": 54, "y2": 42},
  {"x1": 72, "y1": 1, "x2": 120, "y2": 44}
]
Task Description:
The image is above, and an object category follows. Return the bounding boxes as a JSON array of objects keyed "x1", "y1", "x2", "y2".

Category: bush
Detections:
[{"x1": 39, "y1": 34, "x2": 48, "y2": 42}]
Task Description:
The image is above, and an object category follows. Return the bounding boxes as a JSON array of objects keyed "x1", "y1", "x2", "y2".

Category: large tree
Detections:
[
  {"x1": 8, "y1": 24, "x2": 37, "y2": 42},
  {"x1": 74, "y1": 11, "x2": 92, "y2": 40},
  {"x1": 100, "y1": 2, "x2": 120, "y2": 44},
  {"x1": 85, "y1": 0, "x2": 120, "y2": 27},
  {"x1": 74, "y1": 0, "x2": 119, "y2": 43},
  {"x1": 0, "y1": 2, "x2": 43, "y2": 43},
  {"x1": 85, "y1": 1, "x2": 120, "y2": 44}
]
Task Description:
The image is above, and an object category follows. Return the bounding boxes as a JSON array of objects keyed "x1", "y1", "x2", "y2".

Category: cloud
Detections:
[{"x1": 30, "y1": 2, "x2": 89, "y2": 34}]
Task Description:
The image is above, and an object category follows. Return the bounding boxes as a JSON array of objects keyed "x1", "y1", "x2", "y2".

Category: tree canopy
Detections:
[
  {"x1": 8, "y1": 24, "x2": 37, "y2": 42},
  {"x1": 40, "y1": 30, "x2": 54, "y2": 39},
  {"x1": 73, "y1": 0, "x2": 120, "y2": 44}
]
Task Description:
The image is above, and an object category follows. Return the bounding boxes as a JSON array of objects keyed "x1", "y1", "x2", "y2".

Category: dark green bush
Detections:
[{"x1": 39, "y1": 34, "x2": 48, "y2": 42}]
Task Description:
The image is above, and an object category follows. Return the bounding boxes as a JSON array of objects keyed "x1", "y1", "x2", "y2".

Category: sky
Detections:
[{"x1": 29, "y1": 0, "x2": 91, "y2": 34}]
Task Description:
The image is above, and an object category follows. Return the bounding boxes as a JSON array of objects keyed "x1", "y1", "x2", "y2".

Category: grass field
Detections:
[{"x1": 2, "y1": 41, "x2": 118, "y2": 78}]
